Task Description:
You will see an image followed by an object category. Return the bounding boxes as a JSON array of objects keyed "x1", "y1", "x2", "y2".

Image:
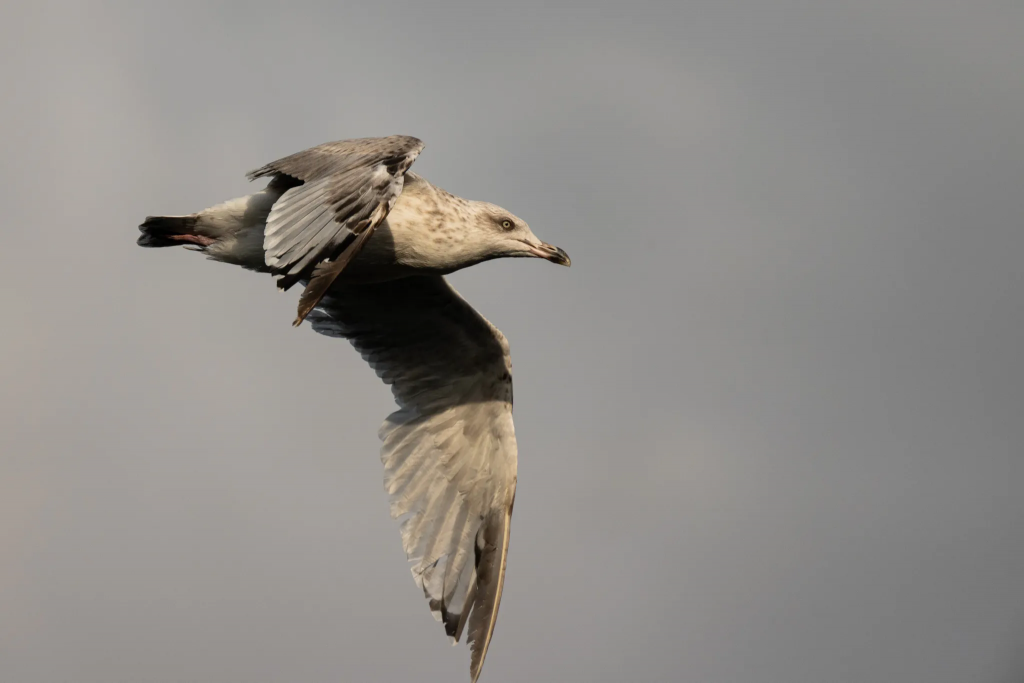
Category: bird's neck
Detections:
[{"x1": 381, "y1": 175, "x2": 481, "y2": 272}]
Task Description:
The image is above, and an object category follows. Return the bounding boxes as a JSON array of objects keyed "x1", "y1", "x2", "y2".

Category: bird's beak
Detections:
[{"x1": 522, "y1": 240, "x2": 571, "y2": 267}]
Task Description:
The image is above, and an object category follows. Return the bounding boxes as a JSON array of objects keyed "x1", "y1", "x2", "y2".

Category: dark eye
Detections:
[{"x1": 501, "y1": 219, "x2": 514, "y2": 230}]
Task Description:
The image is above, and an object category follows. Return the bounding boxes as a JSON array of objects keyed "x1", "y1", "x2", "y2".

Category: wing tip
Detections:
[
  {"x1": 467, "y1": 494, "x2": 515, "y2": 683},
  {"x1": 245, "y1": 164, "x2": 272, "y2": 182}
]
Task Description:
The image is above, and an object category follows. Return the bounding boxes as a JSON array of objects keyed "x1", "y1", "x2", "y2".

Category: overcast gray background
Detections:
[{"x1": 1, "y1": 1, "x2": 1023, "y2": 682}]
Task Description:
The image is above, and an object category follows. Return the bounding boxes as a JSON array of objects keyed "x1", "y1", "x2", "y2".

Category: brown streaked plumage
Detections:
[{"x1": 136, "y1": 135, "x2": 570, "y2": 683}]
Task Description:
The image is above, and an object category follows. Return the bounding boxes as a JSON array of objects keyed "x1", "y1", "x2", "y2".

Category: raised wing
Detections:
[
  {"x1": 307, "y1": 276, "x2": 517, "y2": 683},
  {"x1": 246, "y1": 135, "x2": 424, "y2": 325}
]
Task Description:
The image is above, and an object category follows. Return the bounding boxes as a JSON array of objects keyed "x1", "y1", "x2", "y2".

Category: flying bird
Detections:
[{"x1": 136, "y1": 135, "x2": 570, "y2": 682}]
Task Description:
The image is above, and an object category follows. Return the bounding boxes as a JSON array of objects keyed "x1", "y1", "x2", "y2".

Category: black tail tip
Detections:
[
  {"x1": 137, "y1": 232, "x2": 175, "y2": 247},
  {"x1": 137, "y1": 214, "x2": 199, "y2": 248}
]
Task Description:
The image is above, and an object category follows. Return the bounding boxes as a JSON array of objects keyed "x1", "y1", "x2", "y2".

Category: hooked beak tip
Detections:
[{"x1": 527, "y1": 241, "x2": 571, "y2": 267}]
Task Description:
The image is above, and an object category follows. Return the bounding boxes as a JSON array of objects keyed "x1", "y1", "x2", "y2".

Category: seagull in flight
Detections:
[{"x1": 137, "y1": 135, "x2": 570, "y2": 682}]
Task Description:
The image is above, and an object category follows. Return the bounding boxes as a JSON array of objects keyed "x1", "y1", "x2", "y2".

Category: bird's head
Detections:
[{"x1": 469, "y1": 202, "x2": 571, "y2": 267}]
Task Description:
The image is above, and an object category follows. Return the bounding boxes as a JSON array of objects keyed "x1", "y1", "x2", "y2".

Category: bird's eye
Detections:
[{"x1": 501, "y1": 219, "x2": 514, "y2": 230}]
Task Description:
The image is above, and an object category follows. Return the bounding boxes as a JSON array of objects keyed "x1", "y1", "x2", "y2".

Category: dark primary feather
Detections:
[
  {"x1": 292, "y1": 227, "x2": 376, "y2": 326},
  {"x1": 247, "y1": 135, "x2": 425, "y2": 323},
  {"x1": 307, "y1": 276, "x2": 518, "y2": 683}
]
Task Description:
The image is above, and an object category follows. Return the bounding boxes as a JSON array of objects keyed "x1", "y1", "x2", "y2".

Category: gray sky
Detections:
[{"x1": 2, "y1": 1, "x2": 1023, "y2": 682}]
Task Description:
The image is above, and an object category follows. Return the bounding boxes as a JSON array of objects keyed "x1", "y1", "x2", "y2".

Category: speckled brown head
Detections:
[{"x1": 385, "y1": 173, "x2": 571, "y2": 272}]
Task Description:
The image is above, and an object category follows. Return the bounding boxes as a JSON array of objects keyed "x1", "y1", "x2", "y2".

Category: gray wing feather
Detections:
[
  {"x1": 247, "y1": 135, "x2": 424, "y2": 280},
  {"x1": 307, "y1": 276, "x2": 517, "y2": 683},
  {"x1": 265, "y1": 179, "x2": 340, "y2": 273}
]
